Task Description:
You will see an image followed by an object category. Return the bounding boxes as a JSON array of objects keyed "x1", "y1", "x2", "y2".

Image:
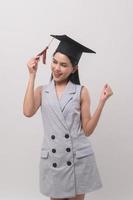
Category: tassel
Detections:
[
  {"x1": 37, "y1": 38, "x2": 54, "y2": 64},
  {"x1": 37, "y1": 46, "x2": 48, "y2": 64},
  {"x1": 42, "y1": 46, "x2": 48, "y2": 64}
]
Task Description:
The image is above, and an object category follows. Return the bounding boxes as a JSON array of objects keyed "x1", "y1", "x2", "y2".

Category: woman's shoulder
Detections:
[
  {"x1": 73, "y1": 82, "x2": 90, "y2": 95},
  {"x1": 35, "y1": 83, "x2": 49, "y2": 95},
  {"x1": 34, "y1": 85, "x2": 43, "y2": 96},
  {"x1": 80, "y1": 84, "x2": 91, "y2": 102},
  {"x1": 36, "y1": 85, "x2": 43, "y2": 90}
]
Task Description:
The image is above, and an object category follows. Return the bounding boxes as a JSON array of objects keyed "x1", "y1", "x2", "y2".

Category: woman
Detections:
[{"x1": 23, "y1": 35, "x2": 113, "y2": 200}]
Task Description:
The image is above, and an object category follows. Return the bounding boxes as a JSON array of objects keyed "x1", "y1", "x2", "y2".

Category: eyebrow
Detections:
[{"x1": 53, "y1": 58, "x2": 67, "y2": 65}]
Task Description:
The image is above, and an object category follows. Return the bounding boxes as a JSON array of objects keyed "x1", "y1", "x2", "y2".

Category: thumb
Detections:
[
  {"x1": 103, "y1": 84, "x2": 108, "y2": 95},
  {"x1": 104, "y1": 83, "x2": 108, "y2": 89}
]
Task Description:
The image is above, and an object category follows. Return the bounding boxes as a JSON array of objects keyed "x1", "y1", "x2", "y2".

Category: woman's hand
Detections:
[
  {"x1": 27, "y1": 56, "x2": 40, "y2": 75},
  {"x1": 100, "y1": 84, "x2": 113, "y2": 103}
]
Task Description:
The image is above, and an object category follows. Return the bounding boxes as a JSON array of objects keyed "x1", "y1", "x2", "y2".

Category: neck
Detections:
[{"x1": 54, "y1": 79, "x2": 69, "y2": 87}]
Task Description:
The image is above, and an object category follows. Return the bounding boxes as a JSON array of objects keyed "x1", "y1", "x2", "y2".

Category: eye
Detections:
[
  {"x1": 52, "y1": 59, "x2": 57, "y2": 64},
  {"x1": 61, "y1": 63, "x2": 67, "y2": 67}
]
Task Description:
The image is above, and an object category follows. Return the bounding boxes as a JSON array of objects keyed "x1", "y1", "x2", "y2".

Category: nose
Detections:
[{"x1": 54, "y1": 63, "x2": 61, "y2": 71}]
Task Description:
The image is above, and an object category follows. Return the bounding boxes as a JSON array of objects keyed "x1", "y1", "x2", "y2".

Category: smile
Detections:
[{"x1": 53, "y1": 72, "x2": 62, "y2": 78}]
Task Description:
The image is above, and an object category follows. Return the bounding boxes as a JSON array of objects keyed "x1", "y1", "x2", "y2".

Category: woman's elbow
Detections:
[
  {"x1": 83, "y1": 127, "x2": 94, "y2": 137},
  {"x1": 23, "y1": 110, "x2": 34, "y2": 117}
]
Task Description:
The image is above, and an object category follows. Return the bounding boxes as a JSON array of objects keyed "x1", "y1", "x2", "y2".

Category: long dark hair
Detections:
[{"x1": 50, "y1": 51, "x2": 80, "y2": 85}]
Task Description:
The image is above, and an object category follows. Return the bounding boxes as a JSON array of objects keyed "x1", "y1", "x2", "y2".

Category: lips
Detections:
[{"x1": 53, "y1": 72, "x2": 62, "y2": 78}]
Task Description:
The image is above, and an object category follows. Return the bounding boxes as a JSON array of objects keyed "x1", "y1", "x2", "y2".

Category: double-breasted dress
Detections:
[{"x1": 39, "y1": 79, "x2": 102, "y2": 198}]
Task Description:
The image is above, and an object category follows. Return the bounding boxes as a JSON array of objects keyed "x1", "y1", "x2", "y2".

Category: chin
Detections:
[
  {"x1": 53, "y1": 77, "x2": 62, "y2": 82},
  {"x1": 53, "y1": 77, "x2": 68, "y2": 84}
]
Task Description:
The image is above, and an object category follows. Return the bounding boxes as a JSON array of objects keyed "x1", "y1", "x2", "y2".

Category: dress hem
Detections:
[{"x1": 40, "y1": 183, "x2": 103, "y2": 199}]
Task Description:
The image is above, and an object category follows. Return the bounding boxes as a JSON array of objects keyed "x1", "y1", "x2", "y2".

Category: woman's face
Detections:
[{"x1": 51, "y1": 52, "x2": 76, "y2": 84}]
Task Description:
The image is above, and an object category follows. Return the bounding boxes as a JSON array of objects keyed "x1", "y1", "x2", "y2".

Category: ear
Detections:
[{"x1": 72, "y1": 66, "x2": 78, "y2": 74}]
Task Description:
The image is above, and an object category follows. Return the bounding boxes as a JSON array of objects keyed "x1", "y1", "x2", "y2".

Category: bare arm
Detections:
[
  {"x1": 23, "y1": 56, "x2": 42, "y2": 117},
  {"x1": 81, "y1": 84, "x2": 113, "y2": 137}
]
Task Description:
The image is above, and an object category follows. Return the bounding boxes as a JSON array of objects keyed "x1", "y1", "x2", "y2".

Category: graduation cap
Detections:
[{"x1": 37, "y1": 34, "x2": 96, "y2": 65}]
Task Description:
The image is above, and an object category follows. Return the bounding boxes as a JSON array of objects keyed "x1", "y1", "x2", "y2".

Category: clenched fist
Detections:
[{"x1": 100, "y1": 84, "x2": 113, "y2": 103}]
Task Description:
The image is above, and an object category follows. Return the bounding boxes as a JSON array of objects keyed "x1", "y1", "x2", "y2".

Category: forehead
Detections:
[{"x1": 53, "y1": 52, "x2": 71, "y2": 63}]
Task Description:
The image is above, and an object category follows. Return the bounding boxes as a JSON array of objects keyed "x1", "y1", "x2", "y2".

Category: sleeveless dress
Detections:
[{"x1": 39, "y1": 79, "x2": 102, "y2": 198}]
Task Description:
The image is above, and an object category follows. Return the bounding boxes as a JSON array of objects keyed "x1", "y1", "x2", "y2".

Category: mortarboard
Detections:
[{"x1": 37, "y1": 34, "x2": 96, "y2": 65}]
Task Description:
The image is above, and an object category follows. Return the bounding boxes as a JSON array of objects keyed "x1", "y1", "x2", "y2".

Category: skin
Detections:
[
  {"x1": 23, "y1": 52, "x2": 113, "y2": 200},
  {"x1": 50, "y1": 193, "x2": 85, "y2": 200}
]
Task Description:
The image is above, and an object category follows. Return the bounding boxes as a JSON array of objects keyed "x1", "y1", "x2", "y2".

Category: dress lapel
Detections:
[
  {"x1": 59, "y1": 81, "x2": 76, "y2": 112},
  {"x1": 44, "y1": 80, "x2": 69, "y2": 130}
]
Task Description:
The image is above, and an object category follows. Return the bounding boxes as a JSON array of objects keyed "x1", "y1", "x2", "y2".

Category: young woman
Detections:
[{"x1": 23, "y1": 35, "x2": 113, "y2": 200}]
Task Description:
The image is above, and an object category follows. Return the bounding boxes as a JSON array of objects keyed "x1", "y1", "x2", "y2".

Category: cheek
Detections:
[
  {"x1": 64, "y1": 67, "x2": 73, "y2": 74},
  {"x1": 51, "y1": 63, "x2": 54, "y2": 71},
  {"x1": 62, "y1": 69, "x2": 71, "y2": 76}
]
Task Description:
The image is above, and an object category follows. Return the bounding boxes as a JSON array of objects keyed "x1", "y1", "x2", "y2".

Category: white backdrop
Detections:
[{"x1": 0, "y1": 0, "x2": 133, "y2": 200}]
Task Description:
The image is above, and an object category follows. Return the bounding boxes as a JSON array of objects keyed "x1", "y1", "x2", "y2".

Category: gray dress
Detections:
[{"x1": 39, "y1": 79, "x2": 102, "y2": 198}]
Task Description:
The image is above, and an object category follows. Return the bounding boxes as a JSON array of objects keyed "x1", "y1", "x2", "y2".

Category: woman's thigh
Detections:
[
  {"x1": 50, "y1": 198, "x2": 68, "y2": 200},
  {"x1": 50, "y1": 194, "x2": 85, "y2": 200},
  {"x1": 68, "y1": 194, "x2": 85, "y2": 200}
]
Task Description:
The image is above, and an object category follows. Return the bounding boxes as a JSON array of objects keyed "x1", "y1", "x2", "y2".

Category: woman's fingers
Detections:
[
  {"x1": 104, "y1": 84, "x2": 108, "y2": 94},
  {"x1": 35, "y1": 55, "x2": 40, "y2": 61},
  {"x1": 27, "y1": 56, "x2": 40, "y2": 74},
  {"x1": 100, "y1": 84, "x2": 113, "y2": 102},
  {"x1": 105, "y1": 84, "x2": 113, "y2": 96}
]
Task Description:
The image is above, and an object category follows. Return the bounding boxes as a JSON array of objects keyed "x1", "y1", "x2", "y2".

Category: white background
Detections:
[{"x1": 0, "y1": 0, "x2": 133, "y2": 199}]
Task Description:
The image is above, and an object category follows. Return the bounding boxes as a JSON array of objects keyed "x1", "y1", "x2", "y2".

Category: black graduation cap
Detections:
[
  {"x1": 50, "y1": 34, "x2": 96, "y2": 65},
  {"x1": 37, "y1": 34, "x2": 96, "y2": 65}
]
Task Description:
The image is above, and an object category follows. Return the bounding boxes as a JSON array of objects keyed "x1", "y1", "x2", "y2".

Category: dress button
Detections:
[
  {"x1": 52, "y1": 148, "x2": 56, "y2": 153},
  {"x1": 53, "y1": 163, "x2": 57, "y2": 168},
  {"x1": 65, "y1": 134, "x2": 69, "y2": 139},
  {"x1": 66, "y1": 148, "x2": 71, "y2": 152},
  {"x1": 67, "y1": 161, "x2": 72, "y2": 166},
  {"x1": 51, "y1": 135, "x2": 55, "y2": 140}
]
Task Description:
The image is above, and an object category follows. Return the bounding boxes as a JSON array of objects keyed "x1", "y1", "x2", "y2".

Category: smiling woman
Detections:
[
  {"x1": 23, "y1": 34, "x2": 113, "y2": 200},
  {"x1": 51, "y1": 52, "x2": 78, "y2": 85}
]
